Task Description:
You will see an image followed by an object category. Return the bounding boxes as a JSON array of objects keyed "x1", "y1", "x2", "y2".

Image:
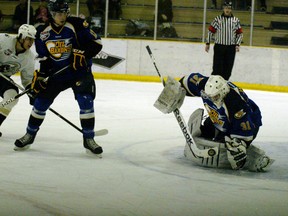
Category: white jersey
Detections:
[{"x1": 0, "y1": 33, "x2": 34, "y2": 87}]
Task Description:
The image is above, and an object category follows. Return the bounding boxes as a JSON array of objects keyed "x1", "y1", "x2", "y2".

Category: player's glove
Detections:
[
  {"x1": 71, "y1": 48, "x2": 88, "y2": 72},
  {"x1": 225, "y1": 136, "x2": 247, "y2": 170},
  {"x1": 31, "y1": 70, "x2": 48, "y2": 94},
  {"x1": 24, "y1": 83, "x2": 36, "y2": 105}
]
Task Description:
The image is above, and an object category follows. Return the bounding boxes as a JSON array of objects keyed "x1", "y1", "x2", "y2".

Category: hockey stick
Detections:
[
  {"x1": 43, "y1": 65, "x2": 69, "y2": 82},
  {"x1": 43, "y1": 108, "x2": 108, "y2": 136},
  {"x1": 146, "y1": 45, "x2": 218, "y2": 158},
  {"x1": 0, "y1": 72, "x2": 108, "y2": 137},
  {"x1": 0, "y1": 66, "x2": 69, "y2": 107}
]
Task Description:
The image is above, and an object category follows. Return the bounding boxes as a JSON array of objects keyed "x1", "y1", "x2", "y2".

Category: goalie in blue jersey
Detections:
[
  {"x1": 154, "y1": 73, "x2": 274, "y2": 171},
  {"x1": 15, "y1": 0, "x2": 103, "y2": 156}
]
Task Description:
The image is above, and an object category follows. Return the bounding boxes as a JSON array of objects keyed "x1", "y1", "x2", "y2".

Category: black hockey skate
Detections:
[
  {"x1": 83, "y1": 138, "x2": 103, "y2": 155},
  {"x1": 14, "y1": 133, "x2": 36, "y2": 151},
  {"x1": 0, "y1": 132, "x2": 2, "y2": 137}
]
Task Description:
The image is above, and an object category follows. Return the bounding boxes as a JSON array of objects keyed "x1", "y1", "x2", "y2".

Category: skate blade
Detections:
[
  {"x1": 14, "y1": 145, "x2": 31, "y2": 151},
  {"x1": 85, "y1": 149, "x2": 103, "y2": 158}
]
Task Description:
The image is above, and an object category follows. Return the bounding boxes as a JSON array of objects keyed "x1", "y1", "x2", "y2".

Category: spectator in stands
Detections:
[
  {"x1": 34, "y1": 0, "x2": 49, "y2": 27},
  {"x1": 86, "y1": 0, "x2": 106, "y2": 17},
  {"x1": 0, "y1": 10, "x2": 3, "y2": 22},
  {"x1": 158, "y1": 0, "x2": 173, "y2": 24},
  {"x1": 260, "y1": 0, "x2": 267, "y2": 11},
  {"x1": 86, "y1": 0, "x2": 106, "y2": 34},
  {"x1": 11, "y1": 0, "x2": 34, "y2": 33},
  {"x1": 211, "y1": 0, "x2": 217, "y2": 9},
  {"x1": 157, "y1": 0, "x2": 177, "y2": 38},
  {"x1": 205, "y1": 1, "x2": 243, "y2": 80},
  {"x1": 246, "y1": 0, "x2": 267, "y2": 11},
  {"x1": 109, "y1": 0, "x2": 122, "y2": 19},
  {"x1": 0, "y1": 10, "x2": 3, "y2": 23}
]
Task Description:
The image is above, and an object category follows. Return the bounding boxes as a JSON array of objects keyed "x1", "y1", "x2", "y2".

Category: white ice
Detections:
[{"x1": 0, "y1": 77, "x2": 288, "y2": 216}]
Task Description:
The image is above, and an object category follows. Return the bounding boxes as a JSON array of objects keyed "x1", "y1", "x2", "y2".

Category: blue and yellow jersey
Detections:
[
  {"x1": 35, "y1": 16, "x2": 102, "y2": 80},
  {"x1": 180, "y1": 73, "x2": 262, "y2": 142}
]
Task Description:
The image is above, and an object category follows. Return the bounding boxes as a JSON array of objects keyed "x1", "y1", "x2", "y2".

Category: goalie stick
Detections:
[
  {"x1": 145, "y1": 45, "x2": 218, "y2": 158},
  {"x1": 0, "y1": 72, "x2": 108, "y2": 137}
]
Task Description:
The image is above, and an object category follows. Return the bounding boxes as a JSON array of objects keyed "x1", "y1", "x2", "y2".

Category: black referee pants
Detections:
[{"x1": 212, "y1": 44, "x2": 236, "y2": 80}]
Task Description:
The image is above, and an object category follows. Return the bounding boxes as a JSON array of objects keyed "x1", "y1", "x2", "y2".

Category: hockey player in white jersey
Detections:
[{"x1": 0, "y1": 24, "x2": 36, "y2": 136}]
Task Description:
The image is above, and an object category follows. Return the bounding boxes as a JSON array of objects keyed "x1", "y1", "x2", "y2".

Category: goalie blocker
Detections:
[{"x1": 185, "y1": 108, "x2": 274, "y2": 172}]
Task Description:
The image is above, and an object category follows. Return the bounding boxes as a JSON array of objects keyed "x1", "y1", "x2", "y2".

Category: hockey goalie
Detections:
[{"x1": 154, "y1": 73, "x2": 274, "y2": 172}]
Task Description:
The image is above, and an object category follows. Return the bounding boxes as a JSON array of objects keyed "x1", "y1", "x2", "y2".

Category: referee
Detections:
[{"x1": 205, "y1": 1, "x2": 243, "y2": 80}]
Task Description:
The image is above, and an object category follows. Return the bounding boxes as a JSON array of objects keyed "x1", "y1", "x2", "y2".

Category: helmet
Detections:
[
  {"x1": 204, "y1": 75, "x2": 230, "y2": 107},
  {"x1": 48, "y1": 0, "x2": 70, "y2": 14},
  {"x1": 223, "y1": 1, "x2": 233, "y2": 8},
  {"x1": 18, "y1": 24, "x2": 37, "y2": 39}
]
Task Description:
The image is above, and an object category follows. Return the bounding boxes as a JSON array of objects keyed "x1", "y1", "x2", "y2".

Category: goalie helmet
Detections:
[
  {"x1": 204, "y1": 75, "x2": 230, "y2": 107},
  {"x1": 48, "y1": 0, "x2": 70, "y2": 14},
  {"x1": 18, "y1": 24, "x2": 37, "y2": 39}
]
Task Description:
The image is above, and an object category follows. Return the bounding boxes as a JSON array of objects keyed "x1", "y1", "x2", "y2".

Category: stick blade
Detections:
[{"x1": 95, "y1": 129, "x2": 108, "y2": 136}]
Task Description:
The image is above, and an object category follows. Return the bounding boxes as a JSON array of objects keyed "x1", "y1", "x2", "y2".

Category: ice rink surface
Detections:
[{"x1": 0, "y1": 78, "x2": 288, "y2": 216}]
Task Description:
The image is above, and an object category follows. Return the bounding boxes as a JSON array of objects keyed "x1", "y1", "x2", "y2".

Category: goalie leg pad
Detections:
[
  {"x1": 184, "y1": 139, "x2": 274, "y2": 171},
  {"x1": 184, "y1": 117, "x2": 274, "y2": 171},
  {"x1": 184, "y1": 137, "x2": 230, "y2": 169},
  {"x1": 187, "y1": 108, "x2": 204, "y2": 137},
  {"x1": 245, "y1": 145, "x2": 275, "y2": 172},
  {"x1": 154, "y1": 76, "x2": 186, "y2": 114}
]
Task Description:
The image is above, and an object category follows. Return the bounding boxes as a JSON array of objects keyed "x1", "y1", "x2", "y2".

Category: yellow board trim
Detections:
[
  {"x1": 15, "y1": 72, "x2": 288, "y2": 93},
  {"x1": 92, "y1": 73, "x2": 288, "y2": 93}
]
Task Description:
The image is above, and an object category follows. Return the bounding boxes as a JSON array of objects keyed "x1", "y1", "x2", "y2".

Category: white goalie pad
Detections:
[
  {"x1": 154, "y1": 76, "x2": 186, "y2": 114},
  {"x1": 184, "y1": 108, "x2": 275, "y2": 172}
]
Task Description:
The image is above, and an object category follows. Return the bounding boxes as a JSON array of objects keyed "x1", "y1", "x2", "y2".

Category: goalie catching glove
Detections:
[
  {"x1": 225, "y1": 136, "x2": 247, "y2": 170},
  {"x1": 154, "y1": 76, "x2": 186, "y2": 114},
  {"x1": 72, "y1": 48, "x2": 87, "y2": 72},
  {"x1": 31, "y1": 70, "x2": 47, "y2": 94}
]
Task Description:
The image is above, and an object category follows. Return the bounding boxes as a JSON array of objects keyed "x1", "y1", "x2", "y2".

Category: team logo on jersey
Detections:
[
  {"x1": 204, "y1": 104, "x2": 224, "y2": 126},
  {"x1": 83, "y1": 20, "x2": 89, "y2": 28},
  {"x1": 46, "y1": 39, "x2": 72, "y2": 59},
  {"x1": 234, "y1": 109, "x2": 246, "y2": 119},
  {"x1": 190, "y1": 74, "x2": 204, "y2": 85},
  {"x1": 40, "y1": 31, "x2": 50, "y2": 41}
]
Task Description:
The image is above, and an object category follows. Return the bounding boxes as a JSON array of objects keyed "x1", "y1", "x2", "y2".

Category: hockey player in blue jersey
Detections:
[
  {"x1": 180, "y1": 73, "x2": 262, "y2": 147},
  {"x1": 154, "y1": 73, "x2": 273, "y2": 171},
  {"x1": 14, "y1": 0, "x2": 103, "y2": 155}
]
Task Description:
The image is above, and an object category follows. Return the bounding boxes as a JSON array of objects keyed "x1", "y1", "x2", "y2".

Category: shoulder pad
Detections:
[
  {"x1": 36, "y1": 23, "x2": 49, "y2": 37},
  {"x1": 36, "y1": 23, "x2": 49, "y2": 31},
  {"x1": 67, "y1": 17, "x2": 89, "y2": 30}
]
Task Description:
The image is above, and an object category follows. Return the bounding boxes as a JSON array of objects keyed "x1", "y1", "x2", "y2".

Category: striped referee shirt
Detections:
[{"x1": 206, "y1": 13, "x2": 243, "y2": 45}]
